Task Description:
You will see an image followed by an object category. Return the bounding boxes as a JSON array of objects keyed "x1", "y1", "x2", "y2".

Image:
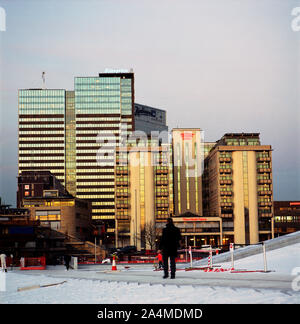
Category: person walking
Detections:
[
  {"x1": 64, "y1": 254, "x2": 71, "y2": 271},
  {"x1": 159, "y1": 218, "x2": 182, "y2": 279},
  {"x1": 0, "y1": 253, "x2": 7, "y2": 272}
]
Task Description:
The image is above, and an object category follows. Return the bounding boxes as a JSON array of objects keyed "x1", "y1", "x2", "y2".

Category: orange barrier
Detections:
[
  {"x1": 111, "y1": 256, "x2": 117, "y2": 271},
  {"x1": 20, "y1": 257, "x2": 46, "y2": 270}
]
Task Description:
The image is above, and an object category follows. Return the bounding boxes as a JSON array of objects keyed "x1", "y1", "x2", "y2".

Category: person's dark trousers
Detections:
[{"x1": 163, "y1": 254, "x2": 176, "y2": 278}]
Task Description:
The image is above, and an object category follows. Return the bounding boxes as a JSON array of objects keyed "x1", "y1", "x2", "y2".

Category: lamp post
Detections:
[{"x1": 93, "y1": 229, "x2": 99, "y2": 264}]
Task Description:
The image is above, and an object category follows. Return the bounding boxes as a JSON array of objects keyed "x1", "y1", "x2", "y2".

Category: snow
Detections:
[
  {"x1": 1, "y1": 243, "x2": 300, "y2": 304},
  {"x1": 193, "y1": 241, "x2": 300, "y2": 274}
]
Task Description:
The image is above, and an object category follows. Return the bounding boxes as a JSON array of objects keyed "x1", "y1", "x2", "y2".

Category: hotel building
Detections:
[
  {"x1": 203, "y1": 133, "x2": 274, "y2": 245},
  {"x1": 114, "y1": 138, "x2": 172, "y2": 250}
]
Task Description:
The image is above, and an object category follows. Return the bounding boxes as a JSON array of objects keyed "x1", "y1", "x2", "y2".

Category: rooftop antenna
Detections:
[{"x1": 42, "y1": 71, "x2": 46, "y2": 89}]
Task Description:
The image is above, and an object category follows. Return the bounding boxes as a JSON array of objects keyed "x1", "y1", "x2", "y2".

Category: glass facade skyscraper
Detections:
[
  {"x1": 18, "y1": 89, "x2": 66, "y2": 185},
  {"x1": 74, "y1": 73, "x2": 134, "y2": 227}
]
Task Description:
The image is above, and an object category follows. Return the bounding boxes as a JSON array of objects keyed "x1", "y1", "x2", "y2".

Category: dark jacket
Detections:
[
  {"x1": 64, "y1": 255, "x2": 71, "y2": 264},
  {"x1": 159, "y1": 224, "x2": 182, "y2": 256}
]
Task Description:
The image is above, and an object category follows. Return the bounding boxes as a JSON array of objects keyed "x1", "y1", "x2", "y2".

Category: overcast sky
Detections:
[{"x1": 0, "y1": 0, "x2": 299, "y2": 206}]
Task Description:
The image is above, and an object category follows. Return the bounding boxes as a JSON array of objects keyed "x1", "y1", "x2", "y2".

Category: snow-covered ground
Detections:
[
  {"x1": 1, "y1": 243, "x2": 299, "y2": 304},
  {"x1": 192, "y1": 240, "x2": 300, "y2": 274}
]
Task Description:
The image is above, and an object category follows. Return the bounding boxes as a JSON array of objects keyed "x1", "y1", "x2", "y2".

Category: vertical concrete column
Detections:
[
  {"x1": 115, "y1": 219, "x2": 119, "y2": 248},
  {"x1": 129, "y1": 152, "x2": 141, "y2": 250},
  {"x1": 144, "y1": 152, "x2": 155, "y2": 250},
  {"x1": 232, "y1": 151, "x2": 246, "y2": 244},
  {"x1": 248, "y1": 151, "x2": 259, "y2": 244}
]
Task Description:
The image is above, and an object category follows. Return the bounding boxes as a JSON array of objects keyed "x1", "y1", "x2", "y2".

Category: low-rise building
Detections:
[
  {"x1": 274, "y1": 201, "x2": 300, "y2": 236},
  {"x1": 22, "y1": 191, "x2": 92, "y2": 241}
]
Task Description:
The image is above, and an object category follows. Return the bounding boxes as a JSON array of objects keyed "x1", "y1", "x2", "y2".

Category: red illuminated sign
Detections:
[
  {"x1": 180, "y1": 132, "x2": 194, "y2": 140},
  {"x1": 182, "y1": 218, "x2": 207, "y2": 221}
]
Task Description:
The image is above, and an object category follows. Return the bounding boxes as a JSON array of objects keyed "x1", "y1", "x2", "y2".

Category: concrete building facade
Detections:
[
  {"x1": 172, "y1": 129, "x2": 203, "y2": 217},
  {"x1": 114, "y1": 143, "x2": 172, "y2": 250},
  {"x1": 203, "y1": 133, "x2": 274, "y2": 245}
]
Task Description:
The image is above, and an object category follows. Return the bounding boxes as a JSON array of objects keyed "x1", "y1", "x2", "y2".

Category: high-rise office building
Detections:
[
  {"x1": 203, "y1": 133, "x2": 274, "y2": 244},
  {"x1": 74, "y1": 72, "x2": 135, "y2": 230},
  {"x1": 18, "y1": 89, "x2": 66, "y2": 185}
]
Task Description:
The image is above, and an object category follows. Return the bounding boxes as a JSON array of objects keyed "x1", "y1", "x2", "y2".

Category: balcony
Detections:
[
  {"x1": 156, "y1": 192, "x2": 169, "y2": 197},
  {"x1": 258, "y1": 190, "x2": 272, "y2": 196},
  {"x1": 219, "y1": 157, "x2": 231, "y2": 163},
  {"x1": 219, "y1": 168, "x2": 232, "y2": 174},
  {"x1": 220, "y1": 191, "x2": 232, "y2": 196},
  {"x1": 116, "y1": 214, "x2": 130, "y2": 220},
  {"x1": 259, "y1": 212, "x2": 273, "y2": 218},
  {"x1": 220, "y1": 179, "x2": 232, "y2": 185},
  {"x1": 220, "y1": 202, "x2": 233, "y2": 207},
  {"x1": 258, "y1": 179, "x2": 272, "y2": 185},
  {"x1": 116, "y1": 181, "x2": 128, "y2": 186},
  {"x1": 257, "y1": 157, "x2": 271, "y2": 162},
  {"x1": 156, "y1": 180, "x2": 168, "y2": 186},
  {"x1": 116, "y1": 192, "x2": 129, "y2": 197},
  {"x1": 116, "y1": 158, "x2": 127, "y2": 164},
  {"x1": 257, "y1": 168, "x2": 271, "y2": 173},
  {"x1": 156, "y1": 203, "x2": 169, "y2": 208},
  {"x1": 258, "y1": 201, "x2": 273, "y2": 207},
  {"x1": 116, "y1": 203, "x2": 129, "y2": 209},
  {"x1": 221, "y1": 213, "x2": 233, "y2": 218},
  {"x1": 116, "y1": 169, "x2": 128, "y2": 175},
  {"x1": 156, "y1": 168, "x2": 168, "y2": 174}
]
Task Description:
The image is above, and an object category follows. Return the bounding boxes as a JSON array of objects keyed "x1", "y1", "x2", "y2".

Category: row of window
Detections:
[
  {"x1": 19, "y1": 162, "x2": 64, "y2": 166},
  {"x1": 76, "y1": 108, "x2": 122, "y2": 114},
  {"x1": 19, "y1": 143, "x2": 64, "y2": 147},
  {"x1": 75, "y1": 91, "x2": 121, "y2": 96},
  {"x1": 20, "y1": 156, "x2": 64, "y2": 161},
  {"x1": 20, "y1": 117, "x2": 64, "y2": 122},
  {"x1": 75, "y1": 149, "x2": 109, "y2": 153},
  {"x1": 19, "y1": 97, "x2": 65, "y2": 103},
  {"x1": 19, "y1": 150, "x2": 64, "y2": 154},
  {"x1": 92, "y1": 201, "x2": 114, "y2": 206},
  {"x1": 19, "y1": 130, "x2": 65, "y2": 134},
  {"x1": 20, "y1": 124, "x2": 64, "y2": 129},
  {"x1": 77, "y1": 175, "x2": 114, "y2": 179},
  {"x1": 77, "y1": 194, "x2": 114, "y2": 199},
  {"x1": 19, "y1": 109, "x2": 65, "y2": 115},
  {"x1": 92, "y1": 209, "x2": 115, "y2": 213},
  {"x1": 77, "y1": 117, "x2": 121, "y2": 121},
  {"x1": 76, "y1": 162, "x2": 114, "y2": 167},
  {"x1": 75, "y1": 77, "x2": 124, "y2": 83},
  {"x1": 19, "y1": 137, "x2": 64, "y2": 141},
  {"x1": 19, "y1": 103, "x2": 65, "y2": 108},
  {"x1": 77, "y1": 181, "x2": 114, "y2": 186},
  {"x1": 19, "y1": 89, "x2": 65, "y2": 96}
]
